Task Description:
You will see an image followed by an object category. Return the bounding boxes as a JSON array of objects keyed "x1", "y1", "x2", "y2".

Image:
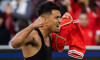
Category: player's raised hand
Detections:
[
  {"x1": 62, "y1": 12, "x2": 73, "y2": 20},
  {"x1": 32, "y1": 17, "x2": 46, "y2": 28}
]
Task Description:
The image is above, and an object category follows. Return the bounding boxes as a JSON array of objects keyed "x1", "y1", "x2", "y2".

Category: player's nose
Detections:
[{"x1": 59, "y1": 18, "x2": 62, "y2": 24}]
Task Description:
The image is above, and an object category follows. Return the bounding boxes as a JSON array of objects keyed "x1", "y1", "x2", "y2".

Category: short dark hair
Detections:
[
  {"x1": 79, "y1": 11, "x2": 88, "y2": 18},
  {"x1": 37, "y1": 1, "x2": 61, "y2": 16},
  {"x1": 80, "y1": 11, "x2": 88, "y2": 15}
]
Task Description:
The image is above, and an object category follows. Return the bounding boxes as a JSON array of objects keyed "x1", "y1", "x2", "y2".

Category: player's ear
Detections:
[{"x1": 41, "y1": 15, "x2": 48, "y2": 23}]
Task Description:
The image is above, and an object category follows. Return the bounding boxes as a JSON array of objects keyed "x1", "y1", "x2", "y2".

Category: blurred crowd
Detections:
[{"x1": 0, "y1": 0, "x2": 100, "y2": 46}]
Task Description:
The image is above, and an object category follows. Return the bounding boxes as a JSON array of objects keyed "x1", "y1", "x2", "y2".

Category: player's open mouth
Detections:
[{"x1": 56, "y1": 25, "x2": 60, "y2": 29}]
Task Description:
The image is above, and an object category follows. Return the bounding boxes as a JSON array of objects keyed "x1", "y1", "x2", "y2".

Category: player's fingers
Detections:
[
  {"x1": 65, "y1": 12, "x2": 73, "y2": 20},
  {"x1": 62, "y1": 13, "x2": 69, "y2": 19}
]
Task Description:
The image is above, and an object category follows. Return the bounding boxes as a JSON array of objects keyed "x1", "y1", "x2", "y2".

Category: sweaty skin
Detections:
[{"x1": 11, "y1": 10, "x2": 62, "y2": 58}]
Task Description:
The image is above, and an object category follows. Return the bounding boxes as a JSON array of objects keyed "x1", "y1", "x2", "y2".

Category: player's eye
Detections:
[{"x1": 55, "y1": 16, "x2": 59, "y2": 18}]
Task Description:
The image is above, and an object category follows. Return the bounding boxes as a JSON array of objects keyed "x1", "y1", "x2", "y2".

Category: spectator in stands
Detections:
[
  {"x1": 0, "y1": 12, "x2": 10, "y2": 45},
  {"x1": 66, "y1": 0, "x2": 100, "y2": 45},
  {"x1": 78, "y1": 12, "x2": 96, "y2": 45},
  {"x1": 0, "y1": 0, "x2": 11, "y2": 12},
  {"x1": 95, "y1": 0, "x2": 100, "y2": 9},
  {"x1": 95, "y1": 30, "x2": 100, "y2": 45},
  {"x1": 95, "y1": 0, "x2": 100, "y2": 45},
  {"x1": 10, "y1": 0, "x2": 34, "y2": 20},
  {"x1": 10, "y1": 0, "x2": 34, "y2": 32},
  {"x1": 67, "y1": 0, "x2": 100, "y2": 22},
  {"x1": 4, "y1": 3, "x2": 15, "y2": 38}
]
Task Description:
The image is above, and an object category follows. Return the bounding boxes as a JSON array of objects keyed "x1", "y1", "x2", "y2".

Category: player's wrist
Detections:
[{"x1": 30, "y1": 23, "x2": 37, "y2": 29}]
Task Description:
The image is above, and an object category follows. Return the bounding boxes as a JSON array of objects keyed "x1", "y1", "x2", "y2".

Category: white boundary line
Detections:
[
  {"x1": 64, "y1": 46, "x2": 100, "y2": 50},
  {"x1": 0, "y1": 45, "x2": 100, "y2": 50}
]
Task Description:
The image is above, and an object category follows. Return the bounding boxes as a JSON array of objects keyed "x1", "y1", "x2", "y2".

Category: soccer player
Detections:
[{"x1": 11, "y1": 1, "x2": 61, "y2": 60}]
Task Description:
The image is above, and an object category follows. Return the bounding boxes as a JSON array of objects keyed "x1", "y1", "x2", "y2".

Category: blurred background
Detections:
[{"x1": 0, "y1": 0, "x2": 100, "y2": 60}]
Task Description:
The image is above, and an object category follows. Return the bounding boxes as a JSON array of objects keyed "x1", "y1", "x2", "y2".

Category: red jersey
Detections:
[
  {"x1": 80, "y1": 25, "x2": 96, "y2": 45},
  {"x1": 69, "y1": 2, "x2": 100, "y2": 31},
  {"x1": 52, "y1": 18, "x2": 86, "y2": 59}
]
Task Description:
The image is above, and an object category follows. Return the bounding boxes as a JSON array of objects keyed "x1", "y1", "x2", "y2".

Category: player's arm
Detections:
[{"x1": 11, "y1": 17, "x2": 45, "y2": 48}]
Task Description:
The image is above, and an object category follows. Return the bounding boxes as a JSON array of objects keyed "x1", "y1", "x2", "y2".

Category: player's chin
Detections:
[{"x1": 54, "y1": 29, "x2": 60, "y2": 33}]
